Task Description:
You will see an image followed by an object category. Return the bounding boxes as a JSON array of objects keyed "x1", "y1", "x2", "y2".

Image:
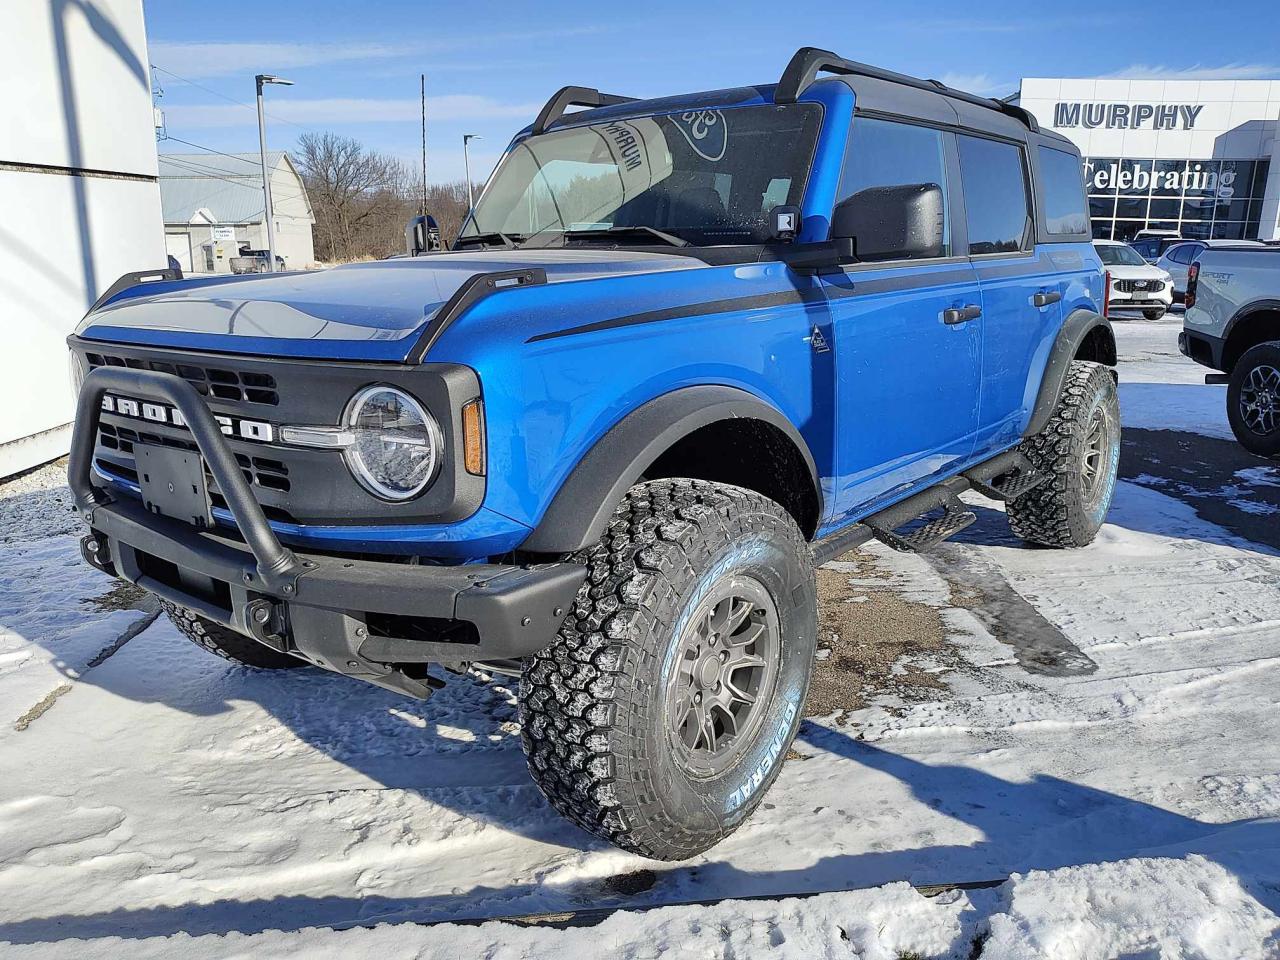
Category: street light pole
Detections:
[
  {"x1": 255, "y1": 74, "x2": 293, "y2": 272},
  {"x1": 463, "y1": 134, "x2": 483, "y2": 211}
]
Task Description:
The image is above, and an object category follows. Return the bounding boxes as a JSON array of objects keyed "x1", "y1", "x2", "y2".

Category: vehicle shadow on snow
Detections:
[{"x1": 4, "y1": 719, "x2": 1277, "y2": 944}]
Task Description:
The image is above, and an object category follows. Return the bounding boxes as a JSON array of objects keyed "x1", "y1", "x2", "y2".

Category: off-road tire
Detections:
[
  {"x1": 1143, "y1": 308, "x2": 1166, "y2": 321},
  {"x1": 520, "y1": 479, "x2": 817, "y2": 860},
  {"x1": 1006, "y1": 360, "x2": 1120, "y2": 548},
  {"x1": 161, "y1": 600, "x2": 305, "y2": 669},
  {"x1": 1226, "y1": 342, "x2": 1280, "y2": 460}
]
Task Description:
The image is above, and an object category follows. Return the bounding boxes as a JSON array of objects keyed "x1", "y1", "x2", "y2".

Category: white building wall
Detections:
[{"x1": 0, "y1": 0, "x2": 165, "y2": 477}]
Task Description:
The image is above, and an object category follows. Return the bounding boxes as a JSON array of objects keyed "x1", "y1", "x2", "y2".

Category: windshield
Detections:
[
  {"x1": 1095, "y1": 243, "x2": 1146, "y2": 267},
  {"x1": 461, "y1": 104, "x2": 822, "y2": 246}
]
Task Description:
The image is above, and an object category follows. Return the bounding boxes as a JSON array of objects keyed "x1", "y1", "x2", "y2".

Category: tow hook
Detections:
[
  {"x1": 244, "y1": 597, "x2": 287, "y2": 652},
  {"x1": 80, "y1": 533, "x2": 116, "y2": 576}
]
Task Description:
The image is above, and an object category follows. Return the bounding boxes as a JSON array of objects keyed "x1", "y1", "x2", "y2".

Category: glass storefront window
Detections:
[{"x1": 1082, "y1": 155, "x2": 1270, "y2": 242}]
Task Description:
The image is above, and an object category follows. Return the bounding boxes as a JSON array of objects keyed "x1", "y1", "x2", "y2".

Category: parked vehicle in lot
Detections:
[
  {"x1": 1130, "y1": 234, "x2": 1184, "y2": 264},
  {"x1": 66, "y1": 48, "x2": 1118, "y2": 859},
  {"x1": 1181, "y1": 246, "x2": 1280, "y2": 457},
  {"x1": 229, "y1": 247, "x2": 287, "y2": 274},
  {"x1": 1094, "y1": 240, "x2": 1172, "y2": 319},
  {"x1": 1157, "y1": 239, "x2": 1265, "y2": 301}
]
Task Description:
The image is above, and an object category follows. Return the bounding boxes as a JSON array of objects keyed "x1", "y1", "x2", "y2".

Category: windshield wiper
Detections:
[
  {"x1": 563, "y1": 225, "x2": 689, "y2": 248},
  {"x1": 453, "y1": 231, "x2": 524, "y2": 250}
]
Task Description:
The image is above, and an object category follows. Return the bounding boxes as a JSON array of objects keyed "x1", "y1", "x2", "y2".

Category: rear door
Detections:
[
  {"x1": 955, "y1": 133, "x2": 1064, "y2": 452},
  {"x1": 821, "y1": 116, "x2": 982, "y2": 525}
]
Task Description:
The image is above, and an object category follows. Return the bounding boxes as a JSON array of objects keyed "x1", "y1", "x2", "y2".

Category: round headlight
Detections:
[{"x1": 343, "y1": 386, "x2": 442, "y2": 501}]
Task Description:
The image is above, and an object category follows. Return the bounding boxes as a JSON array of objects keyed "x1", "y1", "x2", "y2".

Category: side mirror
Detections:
[
  {"x1": 831, "y1": 183, "x2": 945, "y2": 261},
  {"x1": 405, "y1": 214, "x2": 441, "y2": 256}
]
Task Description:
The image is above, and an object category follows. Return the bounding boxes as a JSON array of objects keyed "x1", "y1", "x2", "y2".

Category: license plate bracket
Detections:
[{"x1": 135, "y1": 443, "x2": 214, "y2": 529}]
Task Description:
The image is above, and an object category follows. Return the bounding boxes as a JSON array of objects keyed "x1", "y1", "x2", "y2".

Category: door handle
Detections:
[
  {"x1": 943, "y1": 305, "x2": 982, "y2": 325},
  {"x1": 1033, "y1": 290, "x2": 1062, "y2": 308}
]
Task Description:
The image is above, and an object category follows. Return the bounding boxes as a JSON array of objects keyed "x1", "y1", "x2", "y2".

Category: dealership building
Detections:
[{"x1": 1015, "y1": 77, "x2": 1280, "y2": 242}]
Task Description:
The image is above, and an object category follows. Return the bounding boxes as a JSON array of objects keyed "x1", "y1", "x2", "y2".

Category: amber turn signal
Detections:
[{"x1": 462, "y1": 399, "x2": 485, "y2": 475}]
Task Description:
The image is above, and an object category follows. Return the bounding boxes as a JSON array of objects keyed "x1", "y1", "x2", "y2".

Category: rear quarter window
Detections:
[{"x1": 1037, "y1": 146, "x2": 1089, "y2": 236}]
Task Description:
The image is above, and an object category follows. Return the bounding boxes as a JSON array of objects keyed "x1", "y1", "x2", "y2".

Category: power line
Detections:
[{"x1": 150, "y1": 63, "x2": 315, "y2": 135}]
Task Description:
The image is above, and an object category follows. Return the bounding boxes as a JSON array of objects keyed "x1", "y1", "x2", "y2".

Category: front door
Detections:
[{"x1": 821, "y1": 116, "x2": 982, "y2": 527}]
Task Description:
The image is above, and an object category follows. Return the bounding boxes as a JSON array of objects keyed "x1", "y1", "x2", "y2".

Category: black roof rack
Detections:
[
  {"x1": 775, "y1": 47, "x2": 1038, "y2": 132},
  {"x1": 531, "y1": 86, "x2": 638, "y2": 135}
]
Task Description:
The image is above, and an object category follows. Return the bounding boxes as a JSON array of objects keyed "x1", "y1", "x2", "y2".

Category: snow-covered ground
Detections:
[{"x1": 2, "y1": 318, "x2": 1278, "y2": 958}]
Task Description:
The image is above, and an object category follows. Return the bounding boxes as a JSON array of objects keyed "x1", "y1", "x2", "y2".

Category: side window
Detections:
[
  {"x1": 957, "y1": 135, "x2": 1031, "y2": 255},
  {"x1": 1170, "y1": 244, "x2": 1195, "y2": 264},
  {"x1": 1131, "y1": 239, "x2": 1155, "y2": 258},
  {"x1": 1038, "y1": 146, "x2": 1089, "y2": 235},
  {"x1": 838, "y1": 116, "x2": 950, "y2": 259}
]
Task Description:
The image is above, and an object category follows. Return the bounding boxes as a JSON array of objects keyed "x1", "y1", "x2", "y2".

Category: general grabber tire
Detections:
[
  {"x1": 520, "y1": 479, "x2": 817, "y2": 860},
  {"x1": 1226, "y1": 341, "x2": 1280, "y2": 459},
  {"x1": 161, "y1": 600, "x2": 305, "y2": 669},
  {"x1": 1006, "y1": 360, "x2": 1121, "y2": 548}
]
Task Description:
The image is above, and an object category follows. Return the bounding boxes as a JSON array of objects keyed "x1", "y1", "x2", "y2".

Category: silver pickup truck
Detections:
[{"x1": 1181, "y1": 246, "x2": 1280, "y2": 457}]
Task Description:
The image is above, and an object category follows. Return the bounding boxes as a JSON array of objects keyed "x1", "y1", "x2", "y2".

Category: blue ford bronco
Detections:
[{"x1": 67, "y1": 49, "x2": 1117, "y2": 859}]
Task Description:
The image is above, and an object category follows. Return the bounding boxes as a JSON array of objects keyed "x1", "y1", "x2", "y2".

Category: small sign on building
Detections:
[{"x1": 211, "y1": 225, "x2": 236, "y2": 242}]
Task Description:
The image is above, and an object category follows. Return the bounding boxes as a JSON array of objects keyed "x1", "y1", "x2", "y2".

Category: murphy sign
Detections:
[{"x1": 1054, "y1": 102, "x2": 1204, "y2": 130}]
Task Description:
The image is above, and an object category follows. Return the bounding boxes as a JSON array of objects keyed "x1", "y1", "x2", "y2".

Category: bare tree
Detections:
[
  {"x1": 296, "y1": 132, "x2": 479, "y2": 260},
  {"x1": 295, "y1": 132, "x2": 416, "y2": 261}
]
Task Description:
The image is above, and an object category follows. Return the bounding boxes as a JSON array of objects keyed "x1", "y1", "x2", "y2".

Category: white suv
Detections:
[
  {"x1": 1157, "y1": 239, "x2": 1265, "y2": 302},
  {"x1": 1094, "y1": 240, "x2": 1173, "y2": 320}
]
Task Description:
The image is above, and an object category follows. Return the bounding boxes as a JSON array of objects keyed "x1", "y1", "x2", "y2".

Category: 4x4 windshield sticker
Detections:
[{"x1": 672, "y1": 110, "x2": 727, "y2": 161}]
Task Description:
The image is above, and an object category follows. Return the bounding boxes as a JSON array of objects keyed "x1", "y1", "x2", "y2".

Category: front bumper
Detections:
[{"x1": 70, "y1": 366, "x2": 585, "y2": 699}]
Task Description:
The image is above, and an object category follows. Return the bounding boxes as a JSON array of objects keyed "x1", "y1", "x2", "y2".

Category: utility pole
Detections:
[
  {"x1": 463, "y1": 134, "x2": 482, "y2": 211},
  {"x1": 420, "y1": 74, "x2": 428, "y2": 216},
  {"x1": 255, "y1": 73, "x2": 293, "y2": 272}
]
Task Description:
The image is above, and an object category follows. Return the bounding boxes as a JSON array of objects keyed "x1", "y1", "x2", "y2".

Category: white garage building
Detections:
[
  {"x1": 0, "y1": 0, "x2": 165, "y2": 477},
  {"x1": 160, "y1": 152, "x2": 315, "y2": 274},
  {"x1": 1016, "y1": 77, "x2": 1280, "y2": 242}
]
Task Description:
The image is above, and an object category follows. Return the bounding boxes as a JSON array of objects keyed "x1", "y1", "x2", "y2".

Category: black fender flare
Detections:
[
  {"x1": 1222, "y1": 299, "x2": 1280, "y2": 367},
  {"x1": 520, "y1": 385, "x2": 822, "y2": 554},
  {"x1": 1025, "y1": 309, "x2": 1116, "y2": 437}
]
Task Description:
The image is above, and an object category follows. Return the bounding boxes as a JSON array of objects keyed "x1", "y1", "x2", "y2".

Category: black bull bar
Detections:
[{"x1": 68, "y1": 366, "x2": 585, "y2": 699}]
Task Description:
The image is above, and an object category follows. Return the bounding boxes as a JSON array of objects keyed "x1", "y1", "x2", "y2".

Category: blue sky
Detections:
[{"x1": 144, "y1": 0, "x2": 1280, "y2": 184}]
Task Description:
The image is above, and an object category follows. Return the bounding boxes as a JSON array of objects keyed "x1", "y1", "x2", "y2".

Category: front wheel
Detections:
[
  {"x1": 162, "y1": 600, "x2": 305, "y2": 669},
  {"x1": 1227, "y1": 342, "x2": 1280, "y2": 459},
  {"x1": 520, "y1": 479, "x2": 816, "y2": 860},
  {"x1": 1007, "y1": 360, "x2": 1121, "y2": 548}
]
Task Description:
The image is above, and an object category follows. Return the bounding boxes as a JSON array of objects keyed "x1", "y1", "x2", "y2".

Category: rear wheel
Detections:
[
  {"x1": 1227, "y1": 342, "x2": 1280, "y2": 459},
  {"x1": 520, "y1": 479, "x2": 816, "y2": 860},
  {"x1": 161, "y1": 600, "x2": 305, "y2": 669},
  {"x1": 1143, "y1": 308, "x2": 1166, "y2": 321},
  {"x1": 1006, "y1": 360, "x2": 1120, "y2": 548}
]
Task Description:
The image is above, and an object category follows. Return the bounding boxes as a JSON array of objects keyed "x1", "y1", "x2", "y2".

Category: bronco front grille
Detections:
[
  {"x1": 96, "y1": 423, "x2": 292, "y2": 492},
  {"x1": 84, "y1": 351, "x2": 279, "y2": 406}
]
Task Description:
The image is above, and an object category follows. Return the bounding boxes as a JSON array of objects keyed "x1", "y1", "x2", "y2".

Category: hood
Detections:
[
  {"x1": 1104, "y1": 262, "x2": 1170, "y2": 282},
  {"x1": 76, "y1": 249, "x2": 702, "y2": 362}
]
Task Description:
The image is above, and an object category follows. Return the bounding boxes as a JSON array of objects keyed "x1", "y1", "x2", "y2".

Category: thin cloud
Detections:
[
  {"x1": 1102, "y1": 63, "x2": 1280, "y2": 81},
  {"x1": 937, "y1": 72, "x2": 1014, "y2": 98},
  {"x1": 163, "y1": 95, "x2": 542, "y2": 128},
  {"x1": 150, "y1": 27, "x2": 610, "y2": 79}
]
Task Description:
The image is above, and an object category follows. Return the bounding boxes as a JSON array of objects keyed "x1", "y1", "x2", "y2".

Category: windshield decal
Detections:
[{"x1": 671, "y1": 110, "x2": 727, "y2": 162}]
